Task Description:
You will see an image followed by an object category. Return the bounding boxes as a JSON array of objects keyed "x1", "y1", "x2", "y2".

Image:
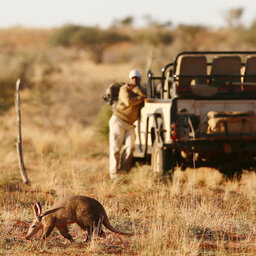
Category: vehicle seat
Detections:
[
  {"x1": 244, "y1": 56, "x2": 256, "y2": 83},
  {"x1": 175, "y1": 55, "x2": 207, "y2": 88},
  {"x1": 210, "y1": 56, "x2": 241, "y2": 88}
]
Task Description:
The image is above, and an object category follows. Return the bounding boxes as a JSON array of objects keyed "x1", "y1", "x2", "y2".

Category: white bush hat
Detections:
[{"x1": 128, "y1": 69, "x2": 141, "y2": 79}]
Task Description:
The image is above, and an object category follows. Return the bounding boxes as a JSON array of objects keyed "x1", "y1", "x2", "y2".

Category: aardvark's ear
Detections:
[{"x1": 33, "y1": 202, "x2": 42, "y2": 217}]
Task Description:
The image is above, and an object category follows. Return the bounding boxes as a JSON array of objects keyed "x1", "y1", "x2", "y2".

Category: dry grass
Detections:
[
  {"x1": 0, "y1": 28, "x2": 256, "y2": 255},
  {"x1": 1, "y1": 113, "x2": 256, "y2": 256}
]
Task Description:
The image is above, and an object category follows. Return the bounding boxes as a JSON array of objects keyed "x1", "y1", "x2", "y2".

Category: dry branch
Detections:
[{"x1": 15, "y1": 79, "x2": 29, "y2": 184}]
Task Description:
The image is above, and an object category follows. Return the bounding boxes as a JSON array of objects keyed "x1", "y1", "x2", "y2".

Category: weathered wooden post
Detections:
[{"x1": 15, "y1": 79, "x2": 29, "y2": 184}]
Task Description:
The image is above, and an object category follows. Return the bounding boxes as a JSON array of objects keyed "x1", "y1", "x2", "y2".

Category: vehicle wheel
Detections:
[{"x1": 151, "y1": 141, "x2": 165, "y2": 175}]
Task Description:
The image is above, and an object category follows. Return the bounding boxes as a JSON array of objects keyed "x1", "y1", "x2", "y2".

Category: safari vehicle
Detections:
[{"x1": 133, "y1": 51, "x2": 256, "y2": 179}]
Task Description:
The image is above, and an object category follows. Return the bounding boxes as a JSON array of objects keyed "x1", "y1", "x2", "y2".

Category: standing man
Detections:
[{"x1": 109, "y1": 69, "x2": 146, "y2": 179}]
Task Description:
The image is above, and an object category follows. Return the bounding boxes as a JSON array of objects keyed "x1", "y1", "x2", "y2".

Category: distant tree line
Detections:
[{"x1": 48, "y1": 8, "x2": 256, "y2": 63}]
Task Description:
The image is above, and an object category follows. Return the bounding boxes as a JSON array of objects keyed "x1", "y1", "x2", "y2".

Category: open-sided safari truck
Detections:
[{"x1": 133, "y1": 51, "x2": 256, "y2": 179}]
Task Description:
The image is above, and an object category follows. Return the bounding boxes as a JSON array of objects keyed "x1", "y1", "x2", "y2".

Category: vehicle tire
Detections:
[{"x1": 151, "y1": 141, "x2": 165, "y2": 175}]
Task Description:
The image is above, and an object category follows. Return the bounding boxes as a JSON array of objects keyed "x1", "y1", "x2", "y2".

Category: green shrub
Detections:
[{"x1": 97, "y1": 104, "x2": 112, "y2": 137}]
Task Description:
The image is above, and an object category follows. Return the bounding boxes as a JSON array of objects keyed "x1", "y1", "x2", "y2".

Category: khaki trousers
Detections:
[{"x1": 109, "y1": 115, "x2": 135, "y2": 179}]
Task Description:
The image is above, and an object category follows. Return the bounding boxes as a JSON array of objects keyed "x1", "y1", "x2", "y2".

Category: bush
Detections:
[
  {"x1": 97, "y1": 104, "x2": 112, "y2": 137},
  {"x1": 48, "y1": 25, "x2": 82, "y2": 47},
  {"x1": 175, "y1": 24, "x2": 207, "y2": 50},
  {"x1": 239, "y1": 20, "x2": 256, "y2": 46},
  {"x1": 0, "y1": 51, "x2": 35, "y2": 114},
  {"x1": 140, "y1": 30, "x2": 173, "y2": 46},
  {"x1": 49, "y1": 25, "x2": 130, "y2": 63},
  {"x1": 0, "y1": 76, "x2": 16, "y2": 114}
]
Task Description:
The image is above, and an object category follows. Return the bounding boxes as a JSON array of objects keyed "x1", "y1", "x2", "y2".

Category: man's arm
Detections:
[
  {"x1": 119, "y1": 85, "x2": 145, "y2": 107},
  {"x1": 134, "y1": 86, "x2": 147, "y2": 97}
]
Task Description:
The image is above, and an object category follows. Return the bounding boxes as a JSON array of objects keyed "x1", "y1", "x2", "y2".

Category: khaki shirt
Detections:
[{"x1": 114, "y1": 84, "x2": 146, "y2": 125}]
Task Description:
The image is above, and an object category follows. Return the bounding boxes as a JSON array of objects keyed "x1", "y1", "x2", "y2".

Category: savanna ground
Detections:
[{"x1": 1, "y1": 24, "x2": 256, "y2": 255}]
